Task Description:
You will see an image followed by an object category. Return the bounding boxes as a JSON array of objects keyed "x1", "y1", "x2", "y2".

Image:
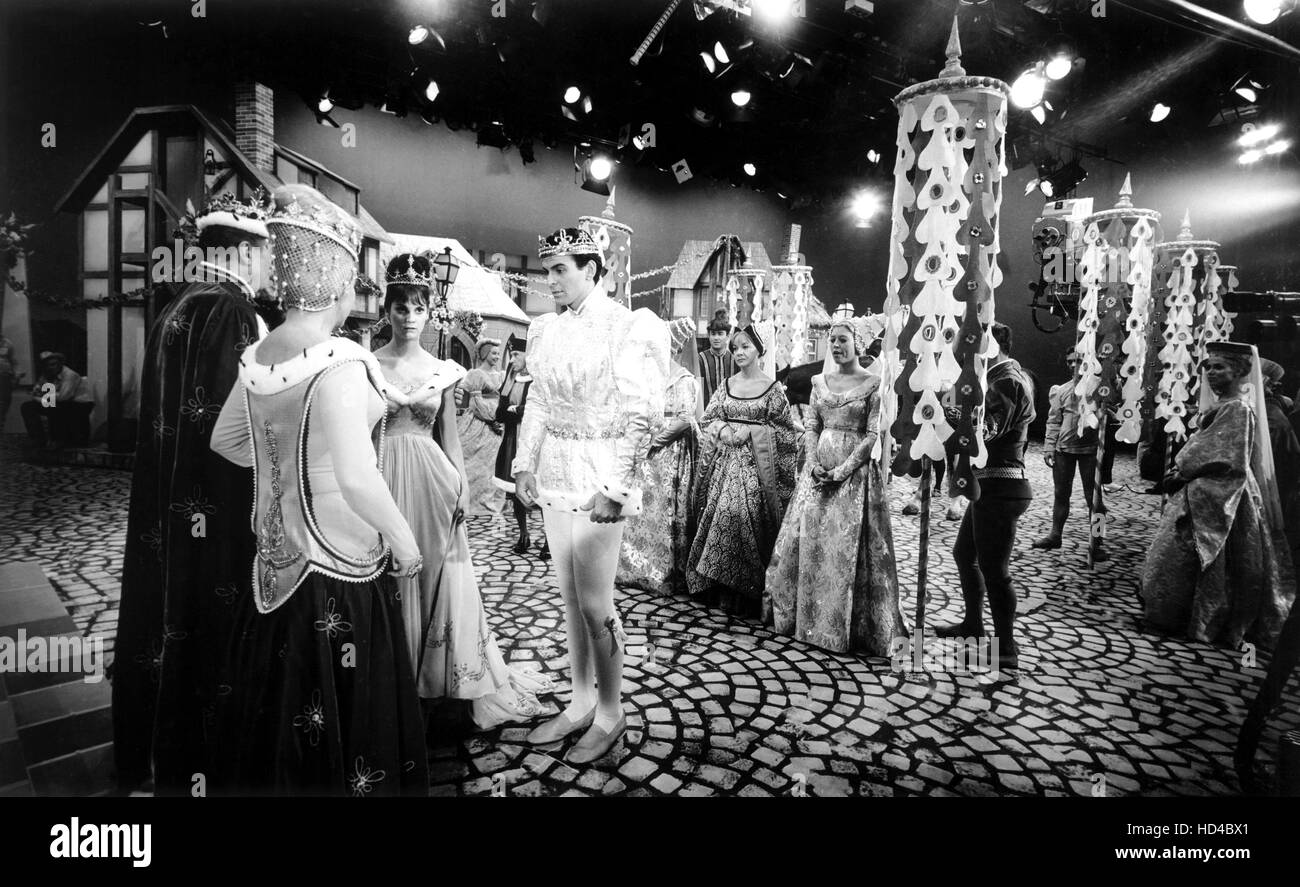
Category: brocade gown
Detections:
[
  {"x1": 687, "y1": 379, "x2": 798, "y2": 610},
  {"x1": 1139, "y1": 396, "x2": 1295, "y2": 650},
  {"x1": 764, "y1": 374, "x2": 907, "y2": 654},
  {"x1": 617, "y1": 367, "x2": 700, "y2": 593},
  {"x1": 378, "y1": 359, "x2": 549, "y2": 728},
  {"x1": 455, "y1": 366, "x2": 505, "y2": 516}
]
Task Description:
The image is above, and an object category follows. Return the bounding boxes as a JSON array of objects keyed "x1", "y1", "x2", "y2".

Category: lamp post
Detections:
[{"x1": 432, "y1": 246, "x2": 460, "y2": 359}]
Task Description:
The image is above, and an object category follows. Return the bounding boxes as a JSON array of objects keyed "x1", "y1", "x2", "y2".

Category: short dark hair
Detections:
[
  {"x1": 197, "y1": 225, "x2": 266, "y2": 251},
  {"x1": 573, "y1": 254, "x2": 605, "y2": 283},
  {"x1": 707, "y1": 310, "x2": 731, "y2": 334},
  {"x1": 383, "y1": 284, "x2": 430, "y2": 314},
  {"x1": 990, "y1": 321, "x2": 1012, "y2": 356}
]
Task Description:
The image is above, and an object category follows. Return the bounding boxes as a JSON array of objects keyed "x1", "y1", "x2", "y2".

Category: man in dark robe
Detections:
[
  {"x1": 1261, "y1": 359, "x2": 1300, "y2": 554},
  {"x1": 697, "y1": 309, "x2": 733, "y2": 408},
  {"x1": 113, "y1": 194, "x2": 275, "y2": 794}
]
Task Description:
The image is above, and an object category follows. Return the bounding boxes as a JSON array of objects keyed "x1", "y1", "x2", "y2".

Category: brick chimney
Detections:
[{"x1": 234, "y1": 80, "x2": 275, "y2": 172}]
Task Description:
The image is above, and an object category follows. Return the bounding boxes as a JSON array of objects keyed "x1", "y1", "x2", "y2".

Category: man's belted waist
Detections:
[
  {"x1": 545, "y1": 422, "x2": 623, "y2": 440},
  {"x1": 974, "y1": 466, "x2": 1026, "y2": 480}
]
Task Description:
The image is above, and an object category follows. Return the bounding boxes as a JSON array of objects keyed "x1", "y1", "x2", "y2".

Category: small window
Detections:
[
  {"x1": 123, "y1": 133, "x2": 152, "y2": 166},
  {"x1": 83, "y1": 211, "x2": 109, "y2": 272}
]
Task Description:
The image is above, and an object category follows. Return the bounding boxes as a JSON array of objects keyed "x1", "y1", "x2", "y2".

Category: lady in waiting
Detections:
[
  {"x1": 765, "y1": 318, "x2": 907, "y2": 654},
  {"x1": 455, "y1": 338, "x2": 505, "y2": 516},
  {"x1": 373, "y1": 253, "x2": 549, "y2": 728},
  {"x1": 687, "y1": 325, "x2": 799, "y2": 615},
  {"x1": 1139, "y1": 341, "x2": 1294, "y2": 649}
]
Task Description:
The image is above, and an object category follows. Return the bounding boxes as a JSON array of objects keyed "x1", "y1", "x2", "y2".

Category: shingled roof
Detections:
[{"x1": 665, "y1": 239, "x2": 775, "y2": 291}]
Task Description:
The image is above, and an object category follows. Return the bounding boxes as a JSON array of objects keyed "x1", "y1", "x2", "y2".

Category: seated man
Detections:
[
  {"x1": 1033, "y1": 349, "x2": 1108, "y2": 561},
  {"x1": 20, "y1": 351, "x2": 94, "y2": 448}
]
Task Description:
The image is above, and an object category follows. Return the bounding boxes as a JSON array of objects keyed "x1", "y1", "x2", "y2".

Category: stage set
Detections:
[{"x1": 1, "y1": 0, "x2": 1300, "y2": 802}]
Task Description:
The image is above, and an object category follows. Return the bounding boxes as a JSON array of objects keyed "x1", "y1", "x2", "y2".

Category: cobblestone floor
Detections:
[{"x1": 3, "y1": 433, "x2": 1298, "y2": 797}]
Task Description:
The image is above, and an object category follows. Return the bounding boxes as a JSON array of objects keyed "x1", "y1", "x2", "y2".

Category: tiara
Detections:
[
  {"x1": 538, "y1": 227, "x2": 602, "y2": 260},
  {"x1": 199, "y1": 189, "x2": 271, "y2": 223},
  {"x1": 267, "y1": 195, "x2": 362, "y2": 259},
  {"x1": 385, "y1": 254, "x2": 432, "y2": 288}
]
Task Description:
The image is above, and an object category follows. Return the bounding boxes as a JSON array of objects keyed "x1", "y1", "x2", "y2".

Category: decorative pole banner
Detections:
[
  {"x1": 1148, "y1": 211, "x2": 1219, "y2": 442},
  {"x1": 770, "y1": 223, "x2": 814, "y2": 372},
  {"x1": 578, "y1": 188, "x2": 633, "y2": 308},
  {"x1": 1073, "y1": 174, "x2": 1161, "y2": 446},
  {"x1": 882, "y1": 18, "x2": 1009, "y2": 499},
  {"x1": 1213, "y1": 264, "x2": 1239, "y2": 341}
]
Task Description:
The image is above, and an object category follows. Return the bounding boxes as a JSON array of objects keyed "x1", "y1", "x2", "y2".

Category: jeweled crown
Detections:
[
  {"x1": 538, "y1": 227, "x2": 601, "y2": 260},
  {"x1": 385, "y1": 252, "x2": 432, "y2": 288}
]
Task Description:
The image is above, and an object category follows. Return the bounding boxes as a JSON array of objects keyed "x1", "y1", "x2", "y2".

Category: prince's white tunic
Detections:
[{"x1": 512, "y1": 284, "x2": 669, "y2": 515}]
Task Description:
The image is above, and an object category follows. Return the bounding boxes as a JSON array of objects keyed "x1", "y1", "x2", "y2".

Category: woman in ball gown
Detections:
[
  {"x1": 493, "y1": 335, "x2": 550, "y2": 560},
  {"x1": 373, "y1": 254, "x2": 550, "y2": 729},
  {"x1": 687, "y1": 325, "x2": 799, "y2": 615},
  {"x1": 1140, "y1": 341, "x2": 1294, "y2": 649},
  {"x1": 618, "y1": 317, "x2": 702, "y2": 594},
  {"x1": 455, "y1": 338, "x2": 505, "y2": 516},
  {"x1": 209, "y1": 184, "x2": 427, "y2": 795},
  {"x1": 765, "y1": 319, "x2": 907, "y2": 654}
]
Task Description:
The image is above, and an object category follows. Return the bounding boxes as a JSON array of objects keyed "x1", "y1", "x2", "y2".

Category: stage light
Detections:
[
  {"x1": 731, "y1": 88, "x2": 752, "y2": 107},
  {"x1": 1037, "y1": 160, "x2": 1087, "y2": 197},
  {"x1": 852, "y1": 189, "x2": 882, "y2": 227},
  {"x1": 754, "y1": 0, "x2": 794, "y2": 19},
  {"x1": 1244, "y1": 0, "x2": 1283, "y2": 24},
  {"x1": 1239, "y1": 149, "x2": 1263, "y2": 163},
  {"x1": 1239, "y1": 123, "x2": 1281, "y2": 146},
  {"x1": 1236, "y1": 85, "x2": 1258, "y2": 102},
  {"x1": 582, "y1": 95, "x2": 594, "y2": 114},
  {"x1": 589, "y1": 155, "x2": 613, "y2": 180},
  {"x1": 1010, "y1": 67, "x2": 1046, "y2": 109},
  {"x1": 1039, "y1": 179, "x2": 1055, "y2": 197},
  {"x1": 1266, "y1": 139, "x2": 1290, "y2": 154},
  {"x1": 714, "y1": 41, "x2": 730, "y2": 64},
  {"x1": 743, "y1": 162, "x2": 757, "y2": 176},
  {"x1": 701, "y1": 52, "x2": 717, "y2": 75},
  {"x1": 425, "y1": 79, "x2": 440, "y2": 102},
  {"x1": 1149, "y1": 102, "x2": 1171, "y2": 122},
  {"x1": 317, "y1": 94, "x2": 333, "y2": 114},
  {"x1": 564, "y1": 86, "x2": 581, "y2": 104},
  {"x1": 409, "y1": 25, "x2": 429, "y2": 45},
  {"x1": 1045, "y1": 55, "x2": 1072, "y2": 80},
  {"x1": 866, "y1": 149, "x2": 881, "y2": 164}
]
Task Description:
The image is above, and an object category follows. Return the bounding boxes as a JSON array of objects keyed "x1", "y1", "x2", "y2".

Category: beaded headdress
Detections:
[
  {"x1": 195, "y1": 189, "x2": 272, "y2": 239},
  {"x1": 266, "y1": 184, "x2": 362, "y2": 313},
  {"x1": 385, "y1": 252, "x2": 432, "y2": 289},
  {"x1": 538, "y1": 227, "x2": 602, "y2": 260},
  {"x1": 669, "y1": 317, "x2": 697, "y2": 352}
]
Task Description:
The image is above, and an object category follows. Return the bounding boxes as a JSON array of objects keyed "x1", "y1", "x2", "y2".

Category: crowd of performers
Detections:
[{"x1": 110, "y1": 184, "x2": 1299, "y2": 796}]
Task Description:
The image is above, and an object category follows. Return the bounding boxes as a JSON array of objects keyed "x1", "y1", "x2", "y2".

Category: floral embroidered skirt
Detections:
[{"x1": 214, "y1": 573, "x2": 429, "y2": 796}]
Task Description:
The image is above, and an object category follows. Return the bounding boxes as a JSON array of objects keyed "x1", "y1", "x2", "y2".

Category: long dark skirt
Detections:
[{"x1": 214, "y1": 572, "x2": 429, "y2": 797}]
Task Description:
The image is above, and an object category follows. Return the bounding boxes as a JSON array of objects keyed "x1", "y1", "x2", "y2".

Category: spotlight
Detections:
[
  {"x1": 743, "y1": 162, "x2": 757, "y2": 176},
  {"x1": 1149, "y1": 102, "x2": 1171, "y2": 123},
  {"x1": 577, "y1": 149, "x2": 613, "y2": 195},
  {"x1": 1244, "y1": 0, "x2": 1284, "y2": 24},
  {"x1": 714, "y1": 41, "x2": 730, "y2": 64},
  {"x1": 425, "y1": 79, "x2": 440, "y2": 102},
  {"x1": 564, "y1": 85, "x2": 582, "y2": 104},
  {"x1": 581, "y1": 95, "x2": 594, "y2": 114},
  {"x1": 731, "y1": 88, "x2": 752, "y2": 107},
  {"x1": 1011, "y1": 66, "x2": 1047, "y2": 109},
  {"x1": 1266, "y1": 139, "x2": 1290, "y2": 154},
  {"x1": 1239, "y1": 149, "x2": 1263, "y2": 163},
  {"x1": 589, "y1": 155, "x2": 613, "y2": 180},
  {"x1": 851, "y1": 189, "x2": 882, "y2": 227},
  {"x1": 1232, "y1": 74, "x2": 1266, "y2": 103},
  {"x1": 1037, "y1": 160, "x2": 1087, "y2": 197},
  {"x1": 754, "y1": 0, "x2": 794, "y2": 19},
  {"x1": 1236, "y1": 85, "x2": 1258, "y2": 102},
  {"x1": 1045, "y1": 55, "x2": 1072, "y2": 81},
  {"x1": 1239, "y1": 122, "x2": 1281, "y2": 146},
  {"x1": 866, "y1": 148, "x2": 881, "y2": 164},
  {"x1": 701, "y1": 52, "x2": 717, "y2": 75},
  {"x1": 317, "y1": 94, "x2": 334, "y2": 114},
  {"x1": 408, "y1": 25, "x2": 429, "y2": 45}
]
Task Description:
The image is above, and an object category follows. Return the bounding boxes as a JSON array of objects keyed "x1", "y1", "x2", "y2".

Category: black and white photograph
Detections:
[{"x1": 1, "y1": 0, "x2": 1299, "y2": 858}]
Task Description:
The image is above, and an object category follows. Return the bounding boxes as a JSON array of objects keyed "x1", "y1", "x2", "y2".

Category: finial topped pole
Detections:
[
  {"x1": 940, "y1": 17, "x2": 966, "y2": 78},
  {"x1": 603, "y1": 187, "x2": 617, "y2": 220},
  {"x1": 1178, "y1": 209, "x2": 1193, "y2": 240},
  {"x1": 1115, "y1": 173, "x2": 1133, "y2": 209}
]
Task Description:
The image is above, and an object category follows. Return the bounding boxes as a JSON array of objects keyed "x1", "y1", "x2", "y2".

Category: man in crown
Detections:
[
  {"x1": 513, "y1": 227, "x2": 669, "y2": 764},
  {"x1": 114, "y1": 191, "x2": 276, "y2": 794}
]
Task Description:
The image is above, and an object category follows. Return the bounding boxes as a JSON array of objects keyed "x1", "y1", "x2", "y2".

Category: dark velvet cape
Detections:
[{"x1": 113, "y1": 280, "x2": 262, "y2": 794}]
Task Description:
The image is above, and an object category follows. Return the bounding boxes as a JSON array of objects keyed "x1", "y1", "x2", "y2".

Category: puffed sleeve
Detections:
[
  {"x1": 599, "y1": 308, "x2": 670, "y2": 505},
  {"x1": 511, "y1": 314, "x2": 552, "y2": 478}
]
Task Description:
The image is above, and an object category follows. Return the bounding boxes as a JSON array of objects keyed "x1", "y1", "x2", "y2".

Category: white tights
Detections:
[{"x1": 543, "y1": 509, "x2": 626, "y2": 730}]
